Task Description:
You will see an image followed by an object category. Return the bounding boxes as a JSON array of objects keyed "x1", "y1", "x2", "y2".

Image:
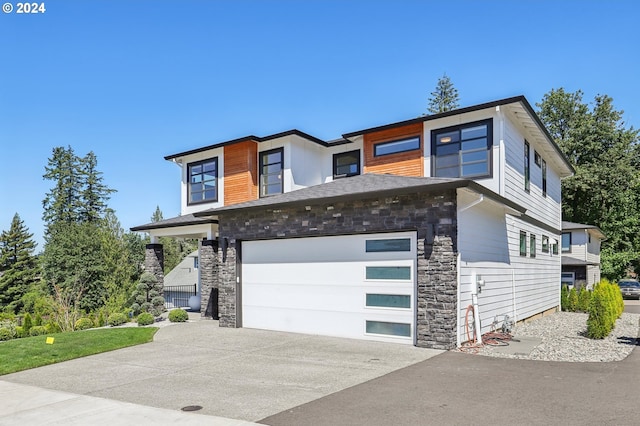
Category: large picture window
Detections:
[
  {"x1": 260, "y1": 148, "x2": 284, "y2": 197},
  {"x1": 333, "y1": 150, "x2": 360, "y2": 178},
  {"x1": 432, "y1": 119, "x2": 492, "y2": 178},
  {"x1": 187, "y1": 158, "x2": 218, "y2": 205}
]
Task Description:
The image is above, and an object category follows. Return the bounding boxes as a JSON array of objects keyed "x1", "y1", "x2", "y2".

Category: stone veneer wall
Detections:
[
  {"x1": 199, "y1": 240, "x2": 218, "y2": 315},
  {"x1": 216, "y1": 190, "x2": 458, "y2": 350},
  {"x1": 144, "y1": 244, "x2": 164, "y2": 288}
]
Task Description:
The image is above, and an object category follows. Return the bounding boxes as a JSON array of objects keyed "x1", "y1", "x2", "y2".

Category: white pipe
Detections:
[
  {"x1": 511, "y1": 269, "x2": 517, "y2": 323},
  {"x1": 456, "y1": 253, "x2": 461, "y2": 347},
  {"x1": 471, "y1": 273, "x2": 483, "y2": 344}
]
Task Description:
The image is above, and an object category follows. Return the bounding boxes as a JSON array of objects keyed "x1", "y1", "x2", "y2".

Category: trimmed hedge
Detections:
[
  {"x1": 75, "y1": 317, "x2": 94, "y2": 331},
  {"x1": 168, "y1": 309, "x2": 188, "y2": 322},
  {"x1": 587, "y1": 279, "x2": 623, "y2": 339},
  {"x1": 108, "y1": 313, "x2": 129, "y2": 327},
  {"x1": 137, "y1": 312, "x2": 154, "y2": 326}
]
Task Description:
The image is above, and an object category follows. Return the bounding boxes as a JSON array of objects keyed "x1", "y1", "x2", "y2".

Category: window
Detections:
[
  {"x1": 530, "y1": 234, "x2": 536, "y2": 258},
  {"x1": 366, "y1": 238, "x2": 411, "y2": 252},
  {"x1": 519, "y1": 231, "x2": 527, "y2": 256},
  {"x1": 188, "y1": 158, "x2": 218, "y2": 205},
  {"x1": 374, "y1": 136, "x2": 420, "y2": 157},
  {"x1": 561, "y1": 233, "x2": 571, "y2": 252},
  {"x1": 524, "y1": 141, "x2": 530, "y2": 192},
  {"x1": 259, "y1": 148, "x2": 283, "y2": 197},
  {"x1": 366, "y1": 320, "x2": 411, "y2": 337},
  {"x1": 333, "y1": 150, "x2": 360, "y2": 178},
  {"x1": 432, "y1": 119, "x2": 492, "y2": 178},
  {"x1": 534, "y1": 151, "x2": 541, "y2": 167},
  {"x1": 366, "y1": 266, "x2": 411, "y2": 280},
  {"x1": 552, "y1": 240, "x2": 559, "y2": 255},
  {"x1": 366, "y1": 294, "x2": 411, "y2": 309},
  {"x1": 193, "y1": 257, "x2": 199, "y2": 269},
  {"x1": 542, "y1": 159, "x2": 547, "y2": 197},
  {"x1": 542, "y1": 235, "x2": 549, "y2": 253}
]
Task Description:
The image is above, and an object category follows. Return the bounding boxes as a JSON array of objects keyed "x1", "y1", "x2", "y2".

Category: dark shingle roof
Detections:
[
  {"x1": 194, "y1": 173, "x2": 525, "y2": 216},
  {"x1": 562, "y1": 221, "x2": 606, "y2": 240},
  {"x1": 131, "y1": 214, "x2": 217, "y2": 232}
]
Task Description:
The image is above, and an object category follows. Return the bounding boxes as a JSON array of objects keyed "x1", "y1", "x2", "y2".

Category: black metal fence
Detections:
[{"x1": 164, "y1": 284, "x2": 197, "y2": 309}]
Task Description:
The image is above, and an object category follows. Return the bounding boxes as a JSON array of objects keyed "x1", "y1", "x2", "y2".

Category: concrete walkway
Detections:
[{"x1": 0, "y1": 319, "x2": 440, "y2": 424}]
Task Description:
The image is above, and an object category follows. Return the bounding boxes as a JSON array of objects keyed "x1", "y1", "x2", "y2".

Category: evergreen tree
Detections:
[
  {"x1": 100, "y1": 210, "x2": 137, "y2": 311},
  {"x1": 537, "y1": 89, "x2": 640, "y2": 279},
  {"x1": 0, "y1": 213, "x2": 39, "y2": 313},
  {"x1": 42, "y1": 146, "x2": 82, "y2": 226},
  {"x1": 427, "y1": 74, "x2": 460, "y2": 114},
  {"x1": 79, "y1": 151, "x2": 116, "y2": 223}
]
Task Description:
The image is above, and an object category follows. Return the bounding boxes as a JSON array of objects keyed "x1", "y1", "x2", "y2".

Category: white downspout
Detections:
[
  {"x1": 496, "y1": 106, "x2": 506, "y2": 196},
  {"x1": 471, "y1": 273, "x2": 484, "y2": 344},
  {"x1": 511, "y1": 269, "x2": 517, "y2": 323},
  {"x1": 456, "y1": 253, "x2": 461, "y2": 347}
]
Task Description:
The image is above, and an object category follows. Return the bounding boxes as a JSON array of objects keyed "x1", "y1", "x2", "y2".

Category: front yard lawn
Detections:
[{"x1": 0, "y1": 327, "x2": 157, "y2": 375}]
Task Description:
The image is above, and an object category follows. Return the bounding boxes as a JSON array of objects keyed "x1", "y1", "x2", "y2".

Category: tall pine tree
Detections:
[
  {"x1": 427, "y1": 74, "x2": 460, "y2": 114},
  {"x1": 0, "y1": 213, "x2": 39, "y2": 313}
]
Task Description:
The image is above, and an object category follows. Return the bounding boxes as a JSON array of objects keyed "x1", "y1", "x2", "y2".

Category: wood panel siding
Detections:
[
  {"x1": 363, "y1": 123, "x2": 424, "y2": 177},
  {"x1": 224, "y1": 141, "x2": 258, "y2": 205}
]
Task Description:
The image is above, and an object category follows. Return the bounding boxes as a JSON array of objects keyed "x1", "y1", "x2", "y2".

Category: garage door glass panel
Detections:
[
  {"x1": 366, "y1": 294, "x2": 410, "y2": 308},
  {"x1": 365, "y1": 238, "x2": 411, "y2": 252},
  {"x1": 366, "y1": 266, "x2": 411, "y2": 280},
  {"x1": 366, "y1": 320, "x2": 411, "y2": 337}
]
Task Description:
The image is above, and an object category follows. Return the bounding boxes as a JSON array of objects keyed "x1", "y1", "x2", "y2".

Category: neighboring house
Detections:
[
  {"x1": 132, "y1": 96, "x2": 574, "y2": 350},
  {"x1": 561, "y1": 221, "x2": 606, "y2": 289},
  {"x1": 162, "y1": 250, "x2": 199, "y2": 309}
]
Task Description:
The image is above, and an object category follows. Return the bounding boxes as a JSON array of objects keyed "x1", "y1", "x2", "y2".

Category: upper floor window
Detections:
[
  {"x1": 542, "y1": 235, "x2": 549, "y2": 253},
  {"x1": 519, "y1": 231, "x2": 527, "y2": 256},
  {"x1": 561, "y1": 232, "x2": 571, "y2": 252},
  {"x1": 333, "y1": 150, "x2": 361, "y2": 178},
  {"x1": 260, "y1": 148, "x2": 283, "y2": 197},
  {"x1": 542, "y1": 159, "x2": 547, "y2": 197},
  {"x1": 432, "y1": 119, "x2": 492, "y2": 178},
  {"x1": 530, "y1": 234, "x2": 536, "y2": 258},
  {"x1": 374, "y1": 136, "x2": 420, "y2": 157},
  {"x1": 524, "y1": 141, "x2": 530, "y2": 192},
  {"x1": 188, "y1": 158, "x2": 218, "y2": 205}
]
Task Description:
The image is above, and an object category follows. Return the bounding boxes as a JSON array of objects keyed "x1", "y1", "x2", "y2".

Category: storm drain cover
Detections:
[{"x1": 181, "y1": 405, "x2": 203, "y2": 412}]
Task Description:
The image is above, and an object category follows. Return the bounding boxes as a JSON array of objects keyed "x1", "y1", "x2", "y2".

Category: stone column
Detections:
[
  {"x1": 199, "y1": 239, "x2": 218, "y2": 317},
  {"x1": 145, "y1": 243, "x2": 164, "y2": 289},
  {"x1": 218, "y1": 241, "x2": 237, "y2": 328}
]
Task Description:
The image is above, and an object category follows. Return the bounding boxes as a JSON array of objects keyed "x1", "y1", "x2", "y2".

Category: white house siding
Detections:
[
  {"x1": 564, "y1": 231, "x2": 587, "y2": 263},
  {"x1": 326, "y1": 137, "x2": 364, "y2": 183},
  {"x1": 586, "y1": 232, "x2": 601, "y2": 265},
  {"x1": 457, "y1": 189, "x2": 561, "y2": 341},
  {"x1": 180, "y1": 147, "x2": 225, "y2": 216},
  {"x1": 502, "y1": 119, "x2": 562, "y2": 230}
]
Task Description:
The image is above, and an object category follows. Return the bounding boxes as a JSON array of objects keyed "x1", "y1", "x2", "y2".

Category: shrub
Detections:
[
  {"x1": 23, "y1": 313, "x2": 33, "y2": 333},
  {"x1": 0, "y1": 327, "x2": 16, "y2": 341},
  {"x1": 29, "y1": 326, "x2": 47, "y2": 336},
  {"x1": 168, "y1": 309, "x2": 188, "y2": 322},
  {"x1": 75, "y1": 317, "x2": 94, "y2": 331},
  {"x1": 34, "y1": 313, "x2": 43, "y2": 326},
  {"x1": 567, "y1": 287, "x2": 578, "y2": 312},
  {"x1": 97, "y1": 311, "x2": 106, "y2": 327},
  {"x1": 137, "y1": 312, "x2": 154, "y2": 326},
  {"x1": 15, "y1": 326, "x2": 26, "y2": 338},
  {"x1": 108, "y1": 312, "x2": 128, "y2": 327},
  {"x1": 45, "y1": 321, "x2": 62, "y2": 334},
  {"x1": 587, "y1": 279, "x2": 621, "y2": 339},
  {"x1": 560, "y1": 285, "x2": 570, "y2": 311},
  {"x1": 577, "y1": 287, "x2": 591, "y2": 312},
  {"x1": 131, "y1": 272, "x2": 166, "y2": 317}
]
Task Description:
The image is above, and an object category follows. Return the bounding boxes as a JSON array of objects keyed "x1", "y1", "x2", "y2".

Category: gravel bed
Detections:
[{"x1": 474, "y1": 311, "x2": 640, "y2": 362}]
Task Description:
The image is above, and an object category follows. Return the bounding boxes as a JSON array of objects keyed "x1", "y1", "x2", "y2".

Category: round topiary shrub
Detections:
[
  {"x1": 29, "y1": 326, "x2": 47, "y2": 336},
  {"x1": 108, "y1": 313, "x2": 128, "y2": 327},
  {"x1": 137, "y1": 312, "x2": 154, "y2": 326},
  {"x1": 168, "y1": 309, "x2": 188, "y2": 323},
  {"x1": 75, "y1": 317, "x2": 94, "y2": 331}
]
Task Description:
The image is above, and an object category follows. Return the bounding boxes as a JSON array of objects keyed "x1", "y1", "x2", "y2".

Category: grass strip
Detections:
[{"x1": 0, "y1": 327, "x2": 157, "y2": 375}]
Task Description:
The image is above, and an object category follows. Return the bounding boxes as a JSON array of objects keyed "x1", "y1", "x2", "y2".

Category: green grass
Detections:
[{"x1": 0, "y1": 327, "x2": 157, "y2": 375}]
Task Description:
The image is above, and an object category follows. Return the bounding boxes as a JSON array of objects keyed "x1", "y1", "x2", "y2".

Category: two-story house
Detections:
[
  {"x1": 561, "y1": 221, "x2": 606, "y2": 289},
  {"x1": 132, "y1": 96, "x2": 574, "y2": 350}
]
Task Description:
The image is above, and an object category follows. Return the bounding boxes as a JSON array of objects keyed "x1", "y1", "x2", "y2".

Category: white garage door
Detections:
[{"x1": 242, "y1": 231, "x2": 416, "y2": 344}]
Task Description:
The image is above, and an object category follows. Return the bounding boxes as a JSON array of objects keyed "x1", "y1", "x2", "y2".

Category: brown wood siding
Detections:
[
  {"x1": 224, "y1": 141, "x2": 258, "y2": 205},
  {"x1": 363, "y1": 122, "x2": 424, "y2": 177}
]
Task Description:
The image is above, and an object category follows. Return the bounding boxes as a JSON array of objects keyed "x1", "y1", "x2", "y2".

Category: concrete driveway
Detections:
[{"x1": 1, "y1": 320, "x2": 441, "y2": 422}]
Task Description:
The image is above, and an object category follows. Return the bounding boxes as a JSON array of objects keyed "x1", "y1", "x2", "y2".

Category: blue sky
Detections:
[{"x1": 1, "y1": 0, "x2": 638, "y2": 250}]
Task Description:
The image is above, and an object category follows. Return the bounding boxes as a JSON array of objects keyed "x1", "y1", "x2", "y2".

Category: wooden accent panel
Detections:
[
  {"x1": 363, "y1": 122, "x2": 424, "y2": 177},
  {"x1": 224, "y1": 141, "x2": 258, "y2": 205}
]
